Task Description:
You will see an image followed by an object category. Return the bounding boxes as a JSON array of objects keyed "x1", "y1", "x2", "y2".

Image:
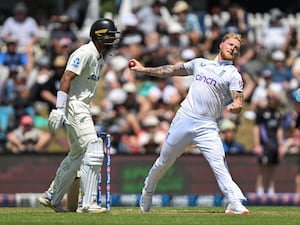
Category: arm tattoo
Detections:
[
  {"x1": 230, "y1": 90, "x2": 244, "y2": 101},
  {"x1": 143, "y1": 64, "x2": 186, "y2": 77}
]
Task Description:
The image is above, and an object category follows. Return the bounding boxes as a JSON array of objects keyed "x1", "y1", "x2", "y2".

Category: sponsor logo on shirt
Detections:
[
  {"x1": 88, "y1": 73, "x2": 100, "y2": 81},
  {"x1": 71, "y1": 57, "x2": 80, "y2": 68},
  {"x1": 195, "y1": 74, "x2": 217, "y2": 86}
]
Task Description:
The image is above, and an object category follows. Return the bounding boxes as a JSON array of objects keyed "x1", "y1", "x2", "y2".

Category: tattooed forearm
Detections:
[
  {"x1": 143, "y1": 64, "x2": 187, "y2": 77},
  {"x1": 230, "y1": 90, "x2": 244, "y2": 101}
]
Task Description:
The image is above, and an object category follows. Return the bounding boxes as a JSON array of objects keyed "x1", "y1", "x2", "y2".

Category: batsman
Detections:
[{"x1": 38, "y1": 18, "x2": 120, "y2": 213}]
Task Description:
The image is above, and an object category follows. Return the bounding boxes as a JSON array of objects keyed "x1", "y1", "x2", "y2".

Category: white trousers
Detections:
[
  {"x1": 143, "y1": 108, "x2": 246, "y2": 202},
  {"x1": 50, "y1": 101, "x2": 99, "y2": 205}
]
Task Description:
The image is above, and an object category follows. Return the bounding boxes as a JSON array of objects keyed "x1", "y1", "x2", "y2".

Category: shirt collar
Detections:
[
  {"x1": 214, "y1": 55, "x2": 233, "y2": 65},
  {"x1": 88, "y1": 41, "x2": 102, "y2": 59}
]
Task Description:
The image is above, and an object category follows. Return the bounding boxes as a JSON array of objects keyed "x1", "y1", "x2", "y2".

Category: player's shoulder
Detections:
[
  {"x1": 74, "y1": 42, "x2": 91, "y2": 54},
  {"x1": 225, "y1": 64, "x2": 241, "y2": 75},
  {"x1": 187, "y1": 57, "x2": 209, "y2": 65},
  {"x1": 70, "y1": 42, "x2": 94, "y2": 59}
]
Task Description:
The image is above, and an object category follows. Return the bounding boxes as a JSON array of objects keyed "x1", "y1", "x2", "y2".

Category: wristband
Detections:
[{"x1": 56, "y1": 90, "x2": 68, "y2": 112}]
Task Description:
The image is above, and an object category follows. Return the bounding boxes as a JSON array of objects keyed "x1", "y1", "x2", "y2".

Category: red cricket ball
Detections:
[{"x1": 128, "y1": 60, "x2": 136, "y2": 68}]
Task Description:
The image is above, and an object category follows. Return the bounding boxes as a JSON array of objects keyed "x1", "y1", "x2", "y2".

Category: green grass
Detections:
[{"x1": 1, "y1": 206, "x2": 300, "y2": 225}]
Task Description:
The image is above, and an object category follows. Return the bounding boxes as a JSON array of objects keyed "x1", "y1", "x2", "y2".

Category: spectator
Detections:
[
  {"x1": 267, "y1": 50, "x2": 296, "y2": 92},
  {"x1": 253, "y1": 89, "x2": 284, "y2": 196},
  {"x1": 64, "y1": 0, "x2": 88, "y2": 29},
  {"x1": 0, "y1": 2, "x2": 39, "y2": 53},
  {"x1": 0, "y1": 36, "x2": 31, "y2": 81},
  {"x1": 107, "y1": 125, "x2": 131, "y2": 154},
  {"x1": 237, "y1": 65, "x2": 256, "y2": 103},
  {"x1": 122, "y1": 82, "x2": 140, "y2": 112},
  {"x1": 160, "y1": 21, "x2": 190, "y2": 52},
  {"x1": 202, "y1": 23, "x2": 223, "y2": 59},
  {"x1": 0, "y1": 36, "x2": 28, "y2": 69},
  {"x1": 90, "y1": 104, "x2": 131, "y2": 155},
  {"x1": 281, "y1": 89, "x2": 300, "y2": 192},
  {"x1": 90, "y1": 104, "x2": 105, "y2": 137},
  {"x1": 6, "y1": 114, "x2": 51, "y2": 154},
  {"x1": 104, "y1": 88, "x2": 142, "y2": 153},
  {"x1": 135, "y1": 0, "x2": 171, "y2": 35},
  {"x1": 282, "y1": 27, "x2": 300, "y2": 68},
  {"x1": 104, "y1": 55, "x2": 135, "y2": 89},
  {"x1": 250, "y1": 69, "x2": 276, "y2": 112},
  {"x1": 1, "y1": 65, "x2": 28, "y2": 106},
  {"x1": 171, "y1": 0, "x2": 202, "y2": 46},
  {"x1": 291, "y1": 49, "x2": 300, "y2": 85},
  {"x1": 118, "y1": 29, "x2": 144, "y2": 61},
  {"x1": 37, "y1": 55, "x2": 67, "y2": 112},
  {"x1": 236, "y1": 32, "x2": 264, "y2": 84},
  {"x1": 0, "y1": 104, "x2": 15, "y2": 151},
  {"x1": 222, "y1": 4, "x2": 249, "y2": 34},
  {"x1": 147, "y1": 78, "x2": 182, "y2": 107},
  {"x1": 219, "y1": 118, "x2": 245, "y2": 154},
  {"x1": 119, "y1": 13, "x2": 145, "y2": 46},
  {"x1": 27, "y1": 56, "x2": 53, "y2": 111},
  {"x1": 256, "y1": 8, "x2": 290, "y2": 54},
  {"x1": 138, "y1": 115, "x2": 165, "y2": 154},
  {"x1": 49, "y1": 15, "x2": 78, "y2": 60}
]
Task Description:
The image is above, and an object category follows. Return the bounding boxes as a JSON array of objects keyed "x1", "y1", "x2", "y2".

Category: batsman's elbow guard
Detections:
[{"x1": 83, "y1": 139, "x2": 104, "y2": 166}]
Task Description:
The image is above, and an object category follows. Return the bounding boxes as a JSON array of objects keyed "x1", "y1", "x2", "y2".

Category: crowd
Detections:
[{"x1": 1, "y1": 1, "x2": 300, "y2": 193}]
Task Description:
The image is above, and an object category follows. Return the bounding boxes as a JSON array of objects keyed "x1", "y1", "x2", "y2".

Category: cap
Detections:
[
  {"x1": 261, "y1": 69, "x2": 273, "y2": 78},
  {"x1": 59, "y1": 37, "x2": 72, "y2": 47},
  {"x1": 168, "y1": 22, "x2": 184, "y2": 34},
  {"x1": 123, "y1": 82, "x2": 137, "y2": 93},
  {"x1": 219, "y1": 119, "x2": 236, "y2": 132},
  {"x1": 108, "y1": 88, "x2": 127, "y2": 105},
  {"x1": 121, "y1": 34, "x2": 143, "y2": 45},
  {"x1": 20, "y1": 115, "x2": 33, "y2": 126},
  {"x1": 58, "y1": 15, "x2": 70, "y2": 23},
  {"x1": 143, "y1": 115, "x2": 159, "y2": 127},
  {"x1": 122, "y1": 13, "x2": 138, "y2": 27},
  {"x1": 53, "y1": 55, "x2": 67, "y2": 67},
  {"x1": 181, "y1": 48, "x2": 196, "y2": 60},
  {"x1": 6, "y1": 35, "x2": 18, "y2": 44},
  {"x1": 110, "y1": 55, "x2": 128, "y2": 72},
  {"x1": 172, "y1": 0, "x2": 189, "y2": 13},
  {"x1": 91, "y1": 105, "x2": 101, "y2": 116},
  {"x1": 38, "y1": 56, "x2": 50, "y2": 67},
  {"x1": 270, "y1": 8, "x2": 283, "y2": 21},
  {"x1": 271, "y1": 50, "x2": 285, "y2": 61},
  {"x1": 13, "y1": 2, "x2": 28, "y2": 14}
]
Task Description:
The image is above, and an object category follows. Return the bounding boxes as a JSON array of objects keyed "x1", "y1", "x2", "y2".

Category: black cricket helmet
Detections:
[{"x1": 90, "y1": 18, "x2": 121, "y2": 49}]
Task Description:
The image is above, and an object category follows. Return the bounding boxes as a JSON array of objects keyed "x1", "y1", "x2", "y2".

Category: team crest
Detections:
[{"x1": 71, "y1": 57, "x2": 80, "y2": 68}]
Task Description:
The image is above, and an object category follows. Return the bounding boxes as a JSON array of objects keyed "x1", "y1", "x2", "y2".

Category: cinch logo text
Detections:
[{"x1": 195, "y1": 74, "x2": 217, "y2": 86}]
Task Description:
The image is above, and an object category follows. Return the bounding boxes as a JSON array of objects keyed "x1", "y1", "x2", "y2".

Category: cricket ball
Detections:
[{"x1": 128, "y1": 60, "x2": 136, "y2": 68}]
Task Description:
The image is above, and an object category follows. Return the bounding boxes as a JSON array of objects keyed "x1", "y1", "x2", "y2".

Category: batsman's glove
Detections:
[{"x1": 48, "y1": 109, "x2": 69, "y2": 133}]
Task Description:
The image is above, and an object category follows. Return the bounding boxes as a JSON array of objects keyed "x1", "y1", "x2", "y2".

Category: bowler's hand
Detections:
[
  {"x1": 48, "y1": 109, "x2": 68, "y2": 133},
  {"x1": 128, "y1": 59, "x2": 144, "y2": 72},
  {"x1": 227, "y1": 102, "x2": 243, "y2": 114}
]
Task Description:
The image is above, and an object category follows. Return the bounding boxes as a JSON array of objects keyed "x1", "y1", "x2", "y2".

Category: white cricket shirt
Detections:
[
  {"x1": 181, "y1": 57, "x2": 243, "y2": 120},
  {"x1": 65, "y1": 41, "x2": 104, "y2": 104}
]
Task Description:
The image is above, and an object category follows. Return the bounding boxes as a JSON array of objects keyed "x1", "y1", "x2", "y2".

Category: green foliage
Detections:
[
  {"x1": 1, "y1": 207, "x2": 300, "y2": 225},
  {"x1": 101, "y1": 0, "x2": 116, "y2": 16}
]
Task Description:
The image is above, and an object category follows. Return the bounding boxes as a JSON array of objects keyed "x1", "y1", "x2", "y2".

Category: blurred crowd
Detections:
[{"x1": 1, "y1": 0, "x2": 300, "y2": 164}]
